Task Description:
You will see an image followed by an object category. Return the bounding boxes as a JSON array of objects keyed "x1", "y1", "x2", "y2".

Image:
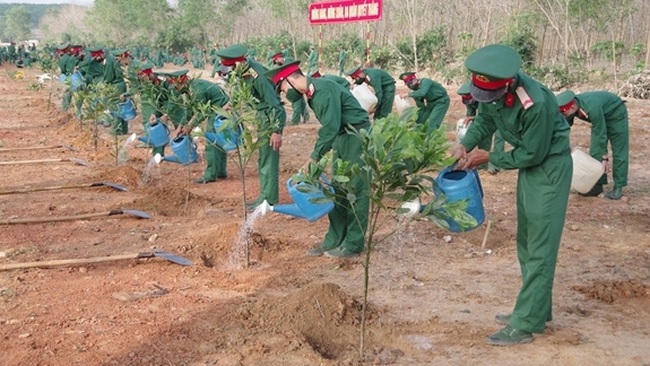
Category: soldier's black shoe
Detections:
[{"x1": 487, "y1": 325, "x2": 533, "y2": 346}]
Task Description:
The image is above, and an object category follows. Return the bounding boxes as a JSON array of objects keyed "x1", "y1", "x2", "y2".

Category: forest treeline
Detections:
[{"x1": 2, "y1": 0, "x2": 649, "y2": 88}]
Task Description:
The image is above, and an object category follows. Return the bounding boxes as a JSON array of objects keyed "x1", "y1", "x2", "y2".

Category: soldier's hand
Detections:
[
  {"x1": 269, "y1": 132, "x2": 282, "y2": 151},
  {"x1": 459, "y1": 149, "x2": 489, "y2": 170}
]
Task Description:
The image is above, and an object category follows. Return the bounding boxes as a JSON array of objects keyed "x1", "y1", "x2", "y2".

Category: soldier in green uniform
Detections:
[
  {"x1": 280, "y1": 43, "x2": 289, "y2": 59},
  {"x1": 347, "y1": 66, "x2": 396, "y2": 120},
  {"x1": 306, "y1": 45, "x2": 318, "y2": 74},
  {"x1": 216, "y1": 44, "x2": 286, "y2": 206},
  {"x1": 457, "y1": 82, "x2": 504, "y2": 174},
  {"x1": 56, "y1": 43, "x2": 77, "y2": 111},
  {"x1": 556, "y1": 90, "x2": 628, "y2": 200},
  {"x1": 398, "y1": 71, "x2": 449, "y2": 130},
  {"x1": 265, "y1": 45, "x2": 275, "y2": 68},
  {"x1": 265, "y1": 61, "x2": 370, "y2": 258},
  {"x1": 179, "y1": 78, "x2": 230, "y2": 184},
  {"x1": 78, "y1": 46, "x2": 106, "y2": 85},
  {"x1": 131, "y1": 61, "x2": 167, "y2": 156},
  {"x1": 337, "y1": 46, "x2": 346, "y2": 77},
  {"x1": 311, "y1": 71, "x2": 350, "y2": 89},
  {"x1": 272, "y1": 52, "x2": 309, "y2": 124},
  {"x1": 104, "y1": 49, "x2": 129, "y2": 134},
  {"x1": 451, "y1": 45, "x2": 572, "y2": 346}
]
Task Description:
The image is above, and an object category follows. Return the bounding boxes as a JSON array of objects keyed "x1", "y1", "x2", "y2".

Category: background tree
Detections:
[{"x1": 4, "y1": 6, "x2": 31, "y2": 41}]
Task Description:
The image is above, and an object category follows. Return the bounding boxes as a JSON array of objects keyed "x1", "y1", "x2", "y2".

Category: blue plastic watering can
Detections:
[
  {"x1": 70, "y1": 71, "x2": 83, "y2": 91},
  {"x1": 259, "y1": 175, "x2": 335, "y2": 222},
  {"x1": 204, "y1": 116, "x2": 242, "y2": 152},
  {"x1": 137, "y1": 119, "x2": 170, "y2": 148},
  {"x1": 400, "y1": 166, "x2": 485, "y2": 232},
  {"x1": 118, "y1": 98, "x2": 137, "y2": 121},
  {"x1": 434, "y1": 166, "x2": 485, "y2": 232},
  {"x1": 161, "y1": 135, "x2": 198, "y2": 165}
]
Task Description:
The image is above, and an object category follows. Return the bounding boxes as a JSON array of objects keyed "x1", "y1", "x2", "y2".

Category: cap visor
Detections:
[{"x1": 469, "y1": 83, "x2": 507, "y2": 103}]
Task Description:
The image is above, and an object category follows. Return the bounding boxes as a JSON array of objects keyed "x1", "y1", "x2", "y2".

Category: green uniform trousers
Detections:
[
  {"x1": 290, "y1": 96, "x2": 309, "y2": 125},
  {"x1": 417, "y1": 98, "x2": 450, "y2": 130},
  {"x1": 374, "y1": 84, "x2": 396, "y2": 120},
  {"x1": 202, "y1": 119, "x2": 228, "y2": 180},
  {"x1": 593, "y1": 105, "x2": 629, "y2": 188},
  {"x1": 510, "y1": 152, "x2": 572, "y2": 334},
  {"x1": 256, "y1": 143, "x2": 279, "y2": 205},
  {"x1": 322, "y1": 130, "x2": 370, "y2": 253}
]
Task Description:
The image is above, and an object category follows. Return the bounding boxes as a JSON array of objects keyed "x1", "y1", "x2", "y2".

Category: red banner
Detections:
[{"x1": 308, "y1": 0, "x2": 383, "y2": 25}]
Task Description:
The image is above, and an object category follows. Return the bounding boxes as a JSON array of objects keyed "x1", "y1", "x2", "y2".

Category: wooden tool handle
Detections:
[
  {"x1": 0, "y1": 158, "x2": 65, "y2": 166},
  {"x1": 0, "y1": 253, "x2": 146, "y2": 270},
  {"x1": 1, "y1": 211, "x2": 111, "y2": 225}
]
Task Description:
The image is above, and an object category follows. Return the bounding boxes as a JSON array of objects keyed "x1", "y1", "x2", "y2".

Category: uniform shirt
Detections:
[
  {"x1": 189, "y1": 79, "x2": 229, "y2": 127},
  {"x1": 307, "y1": 50, "x2": 318, "y2": 65},
  {"x1": 407, "y1": 78, "x2": 449, "y2": 109},
  {"x1": 322, "y1": 75, "x2": 350, "y2": 89},
  {"x1": 564, "y1": 91, "x2": 626, "y2": 159},
  {"x1": 103, "y1": 54, "x2": 126, "y2": 94},
  {"x1": 362, "y1": 68, "x2": 395, "y2": 103},
  {"x1": 78, "y1": 55, "x2": 105, "y2": 85},
  {"x1": 306, "y1": 77, "x2": 369, "y2": 161},
  {"x1": 465, "y1": 102, "x2": 478, "y2": 117},
  {"x1": 245, "y1": 60, "x2": 286, "y2": 134},
  {"x1": 461, "y1": 71, "x2": 570, "y2": 170}
]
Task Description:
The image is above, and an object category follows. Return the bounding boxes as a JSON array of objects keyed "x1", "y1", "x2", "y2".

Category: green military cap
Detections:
[
  {"x1": 110, "y1": 49, "x2": 129, "y2": 57},
  {"x1": 345, "y1": 66, "x2": 363, "y2": 78},
  {"x1": 139, "y1": 60, "x2": 154, "y2": 70},
  {"x1": 55, "y1": 42, "x2": 70, "y2": 50},
  {"x1": 465, "y1": 44, "x2": 522, "y2": 102},
  {"x1": 88, "y1": 45, "x2": 104, "y2": 53},
  {"x1": 457, "y1": 82, "x2": 471, "y2": 95},
  {"x1": 555, "y1": 90, "x2": 575, "y2": 108},
  {"x1": 398, "y1": 72, "x2": 415, "y2": 81},
  {"x1": 158, "y1": 69, "x2": 189, "y2": 77},
  {"x1": 215, "y1": 44, "x2": 248, "y2": 62},
  {"x1": 264, "y1": 60, "x2": 302, "y2": 85}
]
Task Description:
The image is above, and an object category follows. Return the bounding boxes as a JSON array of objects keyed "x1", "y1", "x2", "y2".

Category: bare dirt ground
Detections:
[{"x1": 0, "y1": 66, "x2": 648, "y2": 366}]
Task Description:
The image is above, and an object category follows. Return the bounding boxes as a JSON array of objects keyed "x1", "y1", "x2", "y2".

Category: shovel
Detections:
[
  {"x1": 0, "y1": 157, "x2": 90, "y2": 166},
  {"x1": 0, "y1": 209, "x2": 151, "y2": 225},
  {"x1": 0, "y1": 181, "x2": 127, "y2": 195},
  {"x1": 0, "y1": 145, "x2": 77, "y2": 153},
  {"x1": 0, "y1": 250, "x2": 192, "y2": 271}
]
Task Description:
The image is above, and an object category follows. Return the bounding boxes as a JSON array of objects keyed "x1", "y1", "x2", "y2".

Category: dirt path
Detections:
[{"x1": 0, "y1": 66, "x2": 648, "y2": 366}]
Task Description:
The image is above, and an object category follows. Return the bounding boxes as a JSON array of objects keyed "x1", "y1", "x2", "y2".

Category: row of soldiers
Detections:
[
  {"x1": 49, "y1": 41, "x2": 631, "y2": 348},
  {"x1": 0, "y1": 41, "x2": 37, "y2": 67}
]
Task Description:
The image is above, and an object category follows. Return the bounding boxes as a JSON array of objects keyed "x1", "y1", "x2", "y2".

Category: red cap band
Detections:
[
  {"x1": 272, "y1": 52, "x2": 283, "y2": 61},
  {"x1": 559, "y1": 99, "x2": 575, "y2": 113},
  {"x1": 311, "y1": 71, "x2": 322, "y2": 78},
  {"x1": 271, "y1": 63, "x2": 301, "y2": 84},
  {"x1": 472, "y1": 73, "x2": 512, "y2": 90},
  {"x1": 139, "y1": 68, "x2": 153, "y2": 77},
  {"x1": 350, "y1": 67, "x2": 362, "y2": 79},
  {"x1": 401, "y1": 73, "x2": 416, "y2": 83},
  {"x1": 90, "y1": 50, "x2": 104, "y2": 58},
  {"x1": 168, "y1": 75, "x2": 188, "y2": 84},
  {"x1": 461, "y1": 94, "x2": 473, "y2": 101},
  {"x1": 221, "y1": 56, "x2": 245, "y2": 66}
]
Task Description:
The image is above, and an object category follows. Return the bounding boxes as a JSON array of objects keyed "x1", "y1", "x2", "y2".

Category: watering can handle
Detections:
[
  {"x1": 288, "y1": 174, "x2": 334, "y2": 193},
  {"x1": 471, "y1": 168, "x2": 484, "y2": 199}
]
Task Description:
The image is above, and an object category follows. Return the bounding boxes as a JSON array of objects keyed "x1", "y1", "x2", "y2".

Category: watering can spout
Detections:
[{"x1": 271, "y1": 203, "x2": 306, "y2": 219}]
